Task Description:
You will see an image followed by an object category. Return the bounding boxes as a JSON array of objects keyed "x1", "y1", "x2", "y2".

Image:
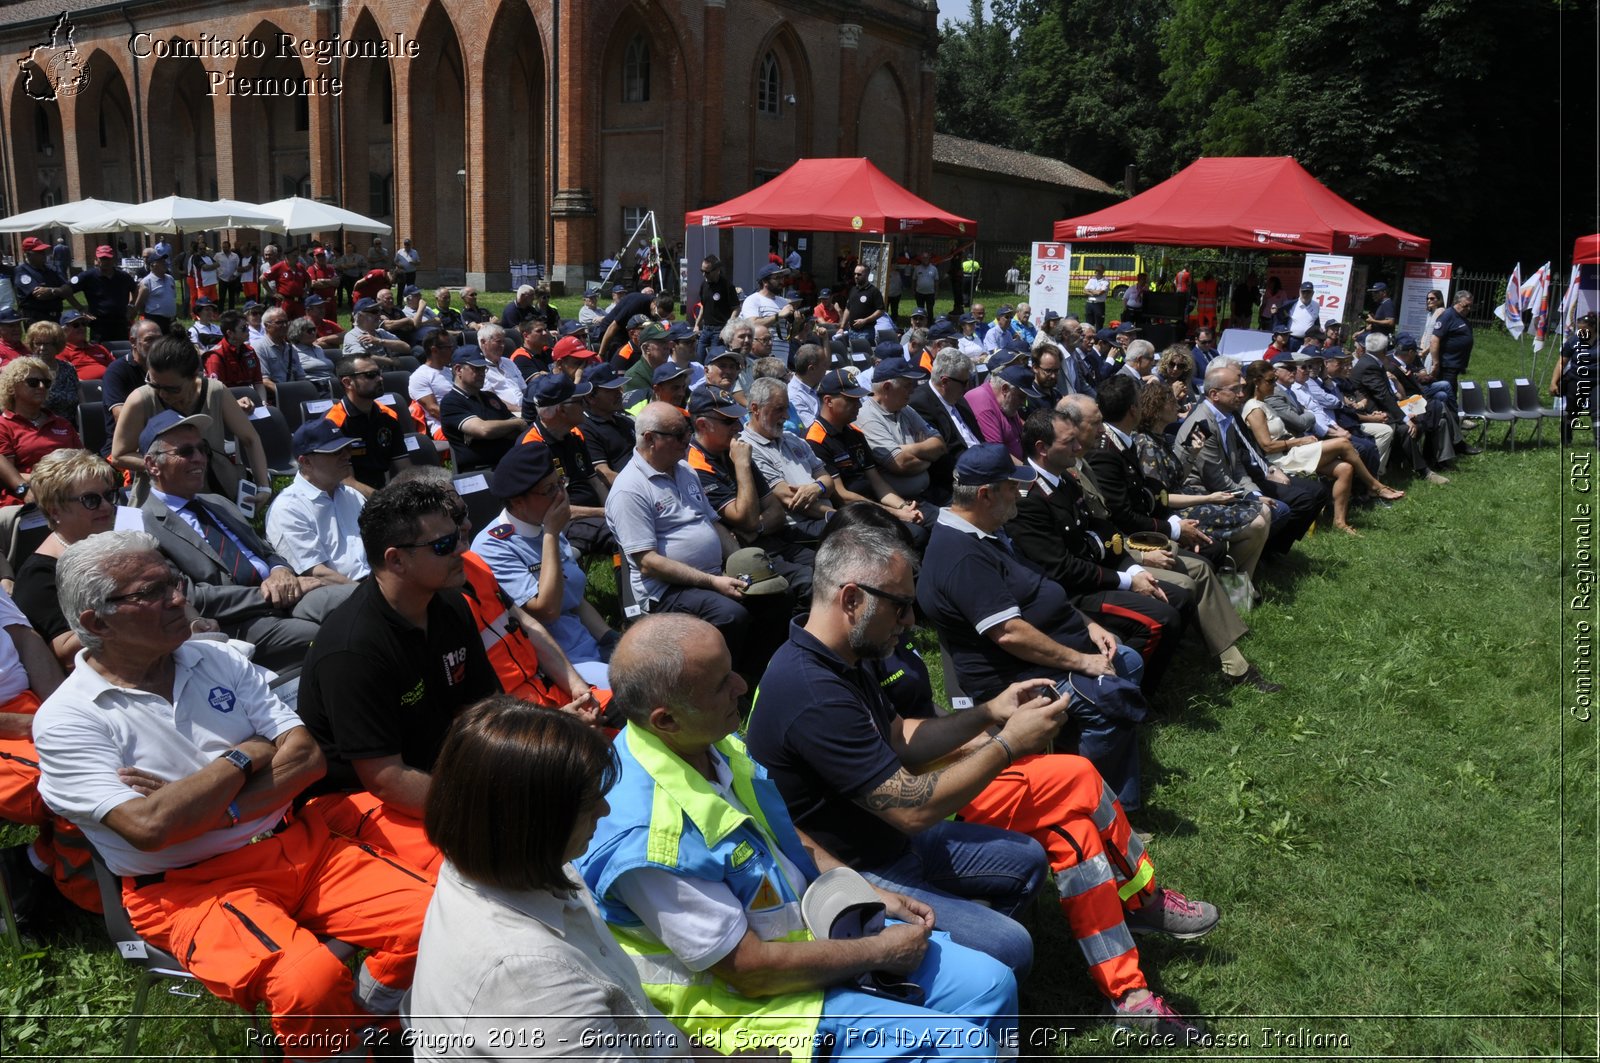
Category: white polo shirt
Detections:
[
  {"x1": 265, "y1": 474, "x2": 370, "y2": 580},
  {"x1": 0, "y1": 587, "x2": 35, "y2": 703},
  {"x1": 34, "y1": 641, "x2": 303, "y2": 876}
]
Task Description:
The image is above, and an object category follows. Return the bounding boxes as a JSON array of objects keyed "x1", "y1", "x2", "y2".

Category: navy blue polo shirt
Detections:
[
  {"x1": 71, "y1": 268, "x2": 137, "y2": 321},
  {"x1": 745, "y1": 620, "x2": 910, "y2": 869},
  {"x1": 918, "y1": 510, "x2": 1093, "y2": 702},
  {"x1": 440, "y1": 386, "x2": 518, "y2": 467},
  {"x1": 99, "y1": 355, "x2": 145, "y2": 456},
  {"x1": 688, "y1": 441, "x2": 771, "y2": 514},
  {"x1": 804, "y1": 417, "x2": 875, "y2": 496},
  {"x1": 1432, "y1": 306, "x2": 1474, "y2": 369}
]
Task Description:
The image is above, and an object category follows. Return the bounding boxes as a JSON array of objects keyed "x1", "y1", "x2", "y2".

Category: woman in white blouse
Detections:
[{"x1": 407, "y1": 697, "x2": 691, "y2": 1061}]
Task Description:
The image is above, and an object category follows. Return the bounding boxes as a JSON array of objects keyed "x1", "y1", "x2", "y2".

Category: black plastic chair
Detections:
[
  {"x1": 298, "y1": 397, "x2": 338, "y2": 428},
  {"x1": 1481, "y1": 379, "x2": 1519, "y2": 450},
  {"x1": 391, "y1": 355, "x2": 420, "y2": 372},
  {"x1": 453, "y1": 469, "x2": 502, "y2": 531},
  {"x1": 1512, "y1": 378, "x2": 1554, "y2": 446},
  {"x1": 1457, "y1": 382, "x2": 1489, "y2": 446},
  {"x1": 381, "y1": 370, "x2": 413, "y2": 398},
  {"x1": 251, "y1": 407, "x2": 298, "y2": 478},
  {"x1": 78, "y1": 400, "x2": 107, "y2": 456},
  {"x1": 270, "y1": 380, "x2": 321, "y2": 431},
  {"x1": 78, "y1": 378, "x2": 104, "y2": 403}
]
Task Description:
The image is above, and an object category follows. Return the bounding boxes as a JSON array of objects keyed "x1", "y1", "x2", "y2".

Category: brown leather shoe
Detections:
[{"x1": 1226, "y1": 665, "x2": 1282, "y2": 693}]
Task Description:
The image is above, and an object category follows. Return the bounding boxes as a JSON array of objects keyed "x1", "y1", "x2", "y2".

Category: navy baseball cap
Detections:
[
  {"x1": 192, "y1": 297, "x2": 214, "y2": 310},
  {"x1": 491, "y1": 441, "x2": 556, "y2": 499},
  {"x1": 954, "y1": 443, "x2": 1037, "y2": 487},
  {"x1": 531, "y1": 374, "x2": 593, "y2": 406},
  {"x1": 1268, "y1": 350, "x2": 1303, "y2": 367},
  {"x1": 353, "y1": 297, "x2": 380, "y2": 314},
  {"x1": 585, "y1": 364, "x2": 626, "y2": 390},
  {"x1": 689, "y1": 386, "x2": 744, "y2": 420},
  {"x1": 1397, "y1": 332, "x2": 1419, "y2": 350},
  {"x1": 452, "y1": 346, "x2": 490, "y2": 368},
  {"x1": 818, "y1": 288, "x2": 833, "y2": 299},
  {"x1": 241, "y1": 300, "x2": 262, "y2": 312},
  {"x1": 873, "y1": 357, "x2": 928, "y2": 382},
  {"x1": 707, "y1": 348, "x2": 742, "y2": 366},
  {"x1": 959, "y1": 313, "x2": 977, "y2": 325},
  {"x1": 666, "y1": 322, "x2": 696, "y2": 343},
  {"x1": 928, "y1": 320, "x2": 958, "y2": 341},
  {"x1": 757, "y1": 263, "x2": 788, "y2": 281},
  {"x1": 583, "y1": 287, "x2": 601, "y2": 299},
  {"x1": 1094, "y1": 328, "x2": 1116, "y2": 343},
  {"x1": 1369, "y1": 281, "x2": 1388, "y2": 292},
  {"x1": 986, "y1": 349, "x2": 1021, "y2": 371},
  {"x1": 291, "y1": 419, "x2": 360, "y2": 458},
  {"x1": 651, "y1": 363, "x2": 689, "y2": 385},
  {"x1": 909, "y1": 306, "x2": 929, "y2": 319},
  {"x1": 404, "y1": 285, "x2": 421, "y2": 297},
  {"x1": 996, "y1": 305, "x2": 1015, "y2": 317},
  {"x1": 0, "y1": 308, "x2": 21, "y2": 325},
  {"x1": 611, "y1": 284, "x2": 628, "y2": 294},
  {"x1": 873, "y1": 340, "x2": 903, "y2": 363},
  {"x1": 560, "y1": 320, "x2": 589, "y2": 338},
  {"x1": 1115, "y1": 322, "x2": 1140, "y2": 335},
  {"x1": 1043, "y1": 309, "x2": 1062, "y2": 322},
  {"x1": 995, "y1": 364, "x2": 1043, "y2": 398},
  {"x1": 1271, "y1": 323, "x2": 1292, "y2": 335},
  {"x1": 60, "y1": 309, "x2": 86, "y2": 325},
  {"x1": 304, "y1": 294, "x2": 325, "y2": 308},
  {"x1": 1300, "y1": 280, "x2": 1315, "y2": 291},
  {"x1": 139, "y1": 410, "x2": 212, "y2": 453},
  {"x1": 1324, "y1": 319, "x2": 1342, "y2": 330},
  {"x1": 818, "y1": 370, "x2": 870, "y2": 397}
]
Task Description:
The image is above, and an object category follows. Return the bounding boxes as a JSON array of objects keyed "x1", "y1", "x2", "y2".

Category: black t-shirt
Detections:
[
  {"x1": 583, "y1": 409, "x2": 636, "y2": 474},
  {"x1": 526, "y1": 419, "x2": 602, "y2": 507},
  {"x1": 804, "y1": 417, "x2": 875, "y2": 497},
  {"x1": 441, "y1": 386, "x2": 518, "y2": 468},
  {"x1": 918, "y1": 518, "x2": 1093, "y2": 702},
  {"x1": 327, "y1": 397, "x2": 406, "y2": 489},
  {"x1": 596, "y1": 293, "x2": 656, "y2": 355},
  {"x1": 698, "y1": 274, "x2": 738, "y2": 329},
  {"x1": 297, "y1": 579, "x2": 500, "y2": 797},
  {"x1": 846, "y1": 284, "x2": 883, "y2": 328},
  {"x1": 745, "y1": 621, "x2": 909, "y2": 869},
  {"x1": 15, "y1": 263, "x2": 67, "y2": 321},
  {"x1": 1432, "y1": 306, "x2": 1474, "y2": 368},
  {"x1": 100, "y1": 355, "x2": 144, "y2": 455},
  {"x1": 12, "y1": 554, "x2": 66, "y2": 639},
  {"x1": 688, "y1": 441, "x2": 771, "y2": 514},
  {"x1": 71, "y1": 268, "x2": 137, "y2": 320}
]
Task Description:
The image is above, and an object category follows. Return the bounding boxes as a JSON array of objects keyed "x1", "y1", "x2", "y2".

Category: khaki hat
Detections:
[{"x1": 725, "y1": 548, "x2": 788, "y2": 595}]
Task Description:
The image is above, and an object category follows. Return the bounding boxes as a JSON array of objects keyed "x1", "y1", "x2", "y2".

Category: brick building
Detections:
[{"x1": 0, "y1": 0, "x2": 938, "y2": 291}]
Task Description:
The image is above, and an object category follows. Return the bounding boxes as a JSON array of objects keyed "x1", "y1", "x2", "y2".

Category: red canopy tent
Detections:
[
  {"x1": 1053, "y1": 156, "x2": 1429, "y2": 259},
  {"x1": 1574, "y1": 234, "x2": 1600, "y2": 265},
  {"x1": 685, "y1": 158, "x2": 976, "y2": 237}
]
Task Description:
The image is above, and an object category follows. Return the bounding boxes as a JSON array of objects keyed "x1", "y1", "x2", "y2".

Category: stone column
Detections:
[
  {"x1": 550, "y1": 3, "x2": 596, "y2": 292},
  {"x1": 836, "y1": 24, "x2": 861, "y2": 156},
  {"x1": 701, "y1": 0, "x2": 727, "y2": 205}
]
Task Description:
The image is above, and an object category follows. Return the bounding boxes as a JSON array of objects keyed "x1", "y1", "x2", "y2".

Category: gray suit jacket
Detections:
[
  {"x1": 140, "y1": 492, "x2": 289, "y2": 624},
  {"x1": 1174, "y1": 402, "x2": 1263, "y2": 495},
  {"x1": 1263, "y1": 387, "x2": 1317, "y2": 435}
]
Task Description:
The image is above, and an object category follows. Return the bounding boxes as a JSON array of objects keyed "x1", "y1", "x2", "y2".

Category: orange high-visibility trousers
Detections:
[
  {"x1": 960, "y1": 752, "x2": 1157, "y2": 1000},
  {"x1": 120, "y1": 805, "x2": 431, "y2": 1060},
  {"x1": 302, "y1": 790, "x2": 442, "y2": 878},
  {"x1": 0, "y1": 690, "x2": 103, "y2": 912}
]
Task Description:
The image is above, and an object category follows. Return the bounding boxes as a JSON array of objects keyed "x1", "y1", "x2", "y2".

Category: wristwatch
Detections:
[
  {"x1": 9, "y1": 483, "x2": 27, "y2": 499},
  {"x1": 219, "y1": 748, "x2": 254, "y2": 776}
]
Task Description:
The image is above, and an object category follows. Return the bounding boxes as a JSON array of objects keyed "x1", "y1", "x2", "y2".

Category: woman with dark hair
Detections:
[
  {"x1": 408, "y1": 697, "x2": 690, "y2": 1061},
  {"x1": 107, "y1": 334, "x2": 272, "y2": 504},
  {"x1": 1131, "y1": 380, "x2": 1270, "y2": 578}
]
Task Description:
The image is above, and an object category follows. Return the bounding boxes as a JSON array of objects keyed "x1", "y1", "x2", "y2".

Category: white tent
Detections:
[
  {"x1": 67, "y1": 196, "x2": 282, "y2": 235},
  {"x1": 0, "y1": 198, "x2": 134, "y2": 233},
  {"x1": 254, "y1": 196, "x2": 392, "y2": 237}
]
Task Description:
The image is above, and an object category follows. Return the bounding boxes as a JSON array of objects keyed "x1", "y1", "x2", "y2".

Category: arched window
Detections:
[
  {"x1": 757, "y1": 52, "x2": 781, "y2": 115},
  {"x1": 622, "y1": 34, "x2": 650, "y2": 102},
  {"x1": 34, "y1": 106, "x2": 53, "y2": 155}
]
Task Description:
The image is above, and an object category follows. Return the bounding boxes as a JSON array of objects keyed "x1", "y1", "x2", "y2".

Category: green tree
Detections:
[{"x1": 934, "y1": 0, "x2": 1020, "y2": 143}]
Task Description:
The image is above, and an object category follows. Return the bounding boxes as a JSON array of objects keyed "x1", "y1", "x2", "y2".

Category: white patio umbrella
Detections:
[
  {"x1": 67, "y1": 195, "x2": 282, "y2": 235},
  {"x1": 0, "y1": 198, "x2": 134, "y2": 233},
  {"x1": 254, "y1": 196, "x2": 392, "y2": 237}
]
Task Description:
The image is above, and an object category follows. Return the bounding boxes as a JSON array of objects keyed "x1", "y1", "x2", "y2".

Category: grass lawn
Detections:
[{"x1": 0, "y1": 299, "x2": 1592, "y2": 1059}]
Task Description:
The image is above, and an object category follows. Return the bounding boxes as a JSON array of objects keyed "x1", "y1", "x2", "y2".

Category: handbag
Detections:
[{"x1": 1216, "y1": 556, "x2": 1256, "y2": 613}]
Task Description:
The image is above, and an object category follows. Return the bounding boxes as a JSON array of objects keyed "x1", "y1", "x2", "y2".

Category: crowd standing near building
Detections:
[{"x1": 0, "y1": 221, "x2": 1523, "y2": 1055}]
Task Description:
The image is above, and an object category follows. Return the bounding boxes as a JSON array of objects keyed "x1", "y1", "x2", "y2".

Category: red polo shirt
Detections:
[
  {"x1": 264, "y1": 261, "x2": 310, "y2": 318},
  {"x1": 0, "y1": 408, "x2": 81, "y2": 499},
  {"x1": 62, "y1": 340, "x2": 115, "y2": 380},
  {"x1": 204, "y1": 337, "x2": 264, "y2": 388}
]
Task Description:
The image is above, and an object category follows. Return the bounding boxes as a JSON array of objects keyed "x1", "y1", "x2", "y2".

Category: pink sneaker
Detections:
[
  {"x1": 1112, "y1": 990, "x2": 1208, "y2": 1042},
  {"x1": 1124, "y1": 887, "x2": 1219, "y2": 940}
]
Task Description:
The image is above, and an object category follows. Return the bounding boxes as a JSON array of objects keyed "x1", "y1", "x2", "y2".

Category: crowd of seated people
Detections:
[{"x1": 0, "y1": 259, "x2": 1500, "y2": 1056}]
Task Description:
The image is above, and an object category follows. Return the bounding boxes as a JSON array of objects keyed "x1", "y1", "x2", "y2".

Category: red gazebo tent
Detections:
[
  {"x1": 1053, "y1": 156, "x2": 1429, "y2": 258},
  {"x1": 686, "y1": 158, "x2": 975, "y2": 237},
  {"x1": 1574, "y1": 234, "x2": 1600, "y2": 265}
]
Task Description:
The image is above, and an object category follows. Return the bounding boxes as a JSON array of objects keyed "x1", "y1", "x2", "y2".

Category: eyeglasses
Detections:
[
  {"x1": 854, "y1": 583, "x2": 917, "y2": 620},
  {"x1": 156, "y1": 441, "x2": 213, "y2": 461},
  {"x1": 22, "y1": 377, "x2": 51, "y2": 389},
  {"x1": 72, "y1": 488, "x2": 120, "y2": 511},
  {"x1": 648, "y1": 427, "x2": 690, "y2": 443},
  {"x1": 397, "y1": 529, "x2": 462, "y2": 556},
  {"x1": 144, "y1": 377, "x2": 187, "y2": 396},
  {"x1": 107, "y1": 575, "x2": 183, "y2": 607},
  {"x1": 533, "y1": 476, "x2": 570, "y2": 499}
]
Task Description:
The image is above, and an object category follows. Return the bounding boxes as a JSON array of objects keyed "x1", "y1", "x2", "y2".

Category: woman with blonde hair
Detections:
[
  {"x1": 24, "y1": 320, "x2": 80, "y2": 420},
  {"x1": 0, "y1": 356, "x2": 81, "y2": 507}
]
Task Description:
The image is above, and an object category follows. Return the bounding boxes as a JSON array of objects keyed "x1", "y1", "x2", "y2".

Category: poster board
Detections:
[
  {"x1": 1398, "y1": 260, "x2": 1453, "y2": 341},
  {"x1": 1299, "y1": 254, "x2": 1355, "y2": 331},
  {"x1": 856, "y1": 240, "x2": 891, "y2": 291},
  {"x1": 1029, "y1": 241, "x2": 1072, "y2": 320}
]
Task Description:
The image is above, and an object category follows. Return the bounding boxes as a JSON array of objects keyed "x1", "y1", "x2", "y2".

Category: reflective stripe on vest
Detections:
[{"x1": 459, "y1": 553, "x2": 546, "y2": 697}]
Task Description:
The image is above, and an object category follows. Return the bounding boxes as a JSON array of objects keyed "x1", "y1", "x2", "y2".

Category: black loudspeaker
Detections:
[
  {"x1": 1143, "y1": 322, "x2": 1179, "y2": 350},
  {"x1": 1143, "y1": 292, "x2": 1188, "y2": 319}
]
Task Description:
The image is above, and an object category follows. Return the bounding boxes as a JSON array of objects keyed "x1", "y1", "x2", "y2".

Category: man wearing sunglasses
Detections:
[
  {"x1": 327, "y1": 355, "x2": 405, "y2": 495},
  {"x1": 137, "y1": 410, "x2": 348, "y2": 672},
  {"x1": 296, "y1": 478, "x2": 499, "y2": 874}
]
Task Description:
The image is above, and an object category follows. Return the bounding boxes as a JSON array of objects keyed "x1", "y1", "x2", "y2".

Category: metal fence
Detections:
[{"x1": 1452, "y1": 270, "x2": 1572, "y2": 327}]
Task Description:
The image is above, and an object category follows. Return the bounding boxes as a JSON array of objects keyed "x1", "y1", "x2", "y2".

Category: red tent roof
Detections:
[
  {"x1": 1574, "y1": 234, "x2": 1600, "y2": 265},
  {"x1": 1053, "y1": 156, "x2": 1430, "y2": 259},
  {"x1": 686, "y1": 158, "x2": 976, "y2": 238}
]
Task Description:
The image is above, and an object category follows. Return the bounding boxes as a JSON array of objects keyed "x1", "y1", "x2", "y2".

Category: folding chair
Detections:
[
  {"x1": 381, "y1": 370, "x2": 412, "y2": 398},
  {"x1": 270, "y1": 380, "x2": 321, "y2": 431},
  {"x1": 390, "y1": 355, "x2": 420, "y2": 372},
  {"x1": 250, "y1": 406, "x2": 299, "y2": 478},
  {"x1": 1512, "y1": 378, "x2": 1554, "y2": 446},
  {"x1": 453, "y1": 469, "x2": 502, "y2": 531},
  {"x1": 1457, "y1": 381, "x2": 1489, "y2": 446},
  {"x1": 78, "y1": 400, "x2": 107, "y2": 456},
  {"x1": 299, "y1": 396, "x2": 338, "y2": 428},
  {"x1": 78, "y1": 378, "x2": 104, "y2": 403},
  {"x1": 1481, "y1": 379, "x2": 1519, "y2": 450}
]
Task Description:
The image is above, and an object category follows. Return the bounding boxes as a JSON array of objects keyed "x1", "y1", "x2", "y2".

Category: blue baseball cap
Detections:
[
  {"x1": 995, "y1": 364, "x2": 1043, "y2": 398},
  {"x1": 291, "y1": 419, "x2": 360, "y2": 458},
  {"x1": 818, "y1": 369, "x2": 870, "y2": 397},
  {"x1": 666, "y1": 321, "x2": 696, "y2": 343},
  {"x1": 611, "y1": 284, "x2": 628, "y2": 294},
  {"x1": 688, "y1": 386, "x2": 744, "y2": 420},
  {"x1": 1043, "y1": 309, "x2": 1062, "y2": 322},
  {"x1": 585, "y1": 364, "x2": 626, "y2": 390},
  {"x1": 304, "y1": 294, "x2": 324, "y2": 308},
  {"x1": 403, "y1": 285, "x2": 421, "y2": 297},
  {"x1": 1397, "y1": 332, "x2": 1419, "y2": 350},
  {"x1": 60, "y1": 309, "x2": 86, "y2": 325},
  {"x1": 491, "y1": 441, "x2": 557, "y2": 499},
  {"x1": 353, "y1": 298, "x2": 380, "y2": 314},
  {"x1": 996, "y1": 305, "x2": 1015, "y2": 317},
  {"x1": 928, "y1": 320, "x2": 958, "y2": 341},
  {"x1": 1271, "y1": 323, "x2": 1292, "y2": 335},
  {"x1": 530, "y1": 373, "x2": 593, "y2": 407},
  {"x1": 873, "y1": 340, "x2": 904, "y2": 363},
  {"x1": 0, "y1": 309, "x2": 21, "y2": 325},
  {"x1": 1368, "y1": 281, "x2": 1388, "y2": 292},
  {"x1": 959, "y1": 313, "x2": 977, "y2": 325},
  {"x1": 1115, "y1": 322, "x2": 1140, "y2": 335},
  {"x1": 873, "y1": 357, "x2": 928, "y2": 382},
  {"x1": 1094, "y1": 328, "x2": 1116, "y2": 343},
  {"x1": 452, "y1": 346, "x2": 490, "y2": 368},
  {"x1": 652, "y1": 363, "x2": 689, "y2": 385},
  {"x1": 139, "y1": 410, "x2": 212, "y2": 454},
  {"x1": 954, "y1": 443, "x2": 1037, "y2": 487},
  {"x1": 757, "y1": 263, "x2": 788, "y2": 281}
]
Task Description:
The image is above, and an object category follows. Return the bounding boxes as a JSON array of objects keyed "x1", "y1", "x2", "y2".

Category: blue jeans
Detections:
[
  {"x1": 818, "y1": 929, "x2": 1018, "y2": 1063},
  {"x1": 1063, "y1": 643, "x2": 1146, "y2": 813},
  {"x1": 861, "y1": 820, "x2": 1046, "y2": 977}
]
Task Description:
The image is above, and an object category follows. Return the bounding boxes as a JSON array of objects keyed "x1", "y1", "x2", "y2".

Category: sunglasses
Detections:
[
  {"x1": 22, "y1": 377, "x2": 50, "y2": 389},
  {"x1": 397, "y1": 529, "x2": 461, "y2": 557},
  {"x1": 346, "y1": 369, "x2": 384, "y2": 381},
  {"x1": 156, "y1": 441, "x2": 213, "y2": 461},
  {"x1": 144, "y1": 378, "x2": 187, "y2": 396},
  {"x1": 855, "y1": 583, "x2": 917, "y2": 620},
  {"x1": 72, "y1": 488, "x2": 121, "y2": 511},
  {"x1": 648, "y1": 427, "x2": 690, "y2": 443}
]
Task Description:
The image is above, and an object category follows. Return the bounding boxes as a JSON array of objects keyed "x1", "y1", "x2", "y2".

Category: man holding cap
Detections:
[
  {"x1": 576, "y1": 614, "x2": 1018, "y2": 1060},
  {"x1": 439, "y1": 346, "x2": 526, "y2": 469},
  {"x1": 520, "y1": 375, "x2": 614, "y2": 556},
  {"x1": 918, "y1": 443, "x2": 1151, "y2": 811},
  {"x1": 582, "y1": 365, "x2": 636, "y2": 485},
  {"x1": 965, "y1": 363, "x2": 1040, "y2": 462},
  {"x1": 856, "y1": 357, "x2": 947, "y2": 506},
  {"x1": 69, "y1": 245, "x2": 136, "y2": 343},
  {"x1": 1288, "y1": 281, "x2": 1321, "y2": 340},
  {"x1": 265, "y1": 420, "x2": 370, "y2": 583},
  {"x1": 296, "y1": 477, "x2": 500, "y2": 874},
  {"x1": 14, "y1": 236, "x2": 81, "y2": 325},
  {"x1": 137, "y1": 410, "x2": 344, "y2": 670},
  {"x1": 343, "y1": 297, "x2": 409, "y2": 364}
]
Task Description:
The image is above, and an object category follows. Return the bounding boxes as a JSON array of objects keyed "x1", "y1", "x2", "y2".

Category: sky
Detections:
[{"x1": 935, "y1": 0, "x2": 988, "y2": 28}]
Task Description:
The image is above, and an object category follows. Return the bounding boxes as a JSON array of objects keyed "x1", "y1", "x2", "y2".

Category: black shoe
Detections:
[
  {"x1": 1459, "y1": 444, "x2": 1483, "y2": 455},
  {"x1": 1225, "y1": 665, "x2": 1283, "y2": 693}
]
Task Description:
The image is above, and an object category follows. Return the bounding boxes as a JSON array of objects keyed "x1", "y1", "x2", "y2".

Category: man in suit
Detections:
[
  {"x1": 1351, "y1": 333, "x2": 1449, "y2": 485},
  {"x1": 138, "y1": 410, "x2": 353, "y2": 670},
  {"x1": 908, "y1": 347, "x2": 982, "y2": 503},
  {"x1": 1264, "y1": 351, "x2": 1383, "y2": 478},
  {"x1": 1172, "y1": 361, "x2": 1326, "y2": 556}
]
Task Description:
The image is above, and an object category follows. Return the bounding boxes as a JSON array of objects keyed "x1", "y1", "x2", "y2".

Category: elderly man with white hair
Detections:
[
  {"x1": 1350, "y1": 331, "x2": 1448, "y2": 485},
  {"x1": 472, "y1": 323, "x2": 526, "y2": 411}
]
